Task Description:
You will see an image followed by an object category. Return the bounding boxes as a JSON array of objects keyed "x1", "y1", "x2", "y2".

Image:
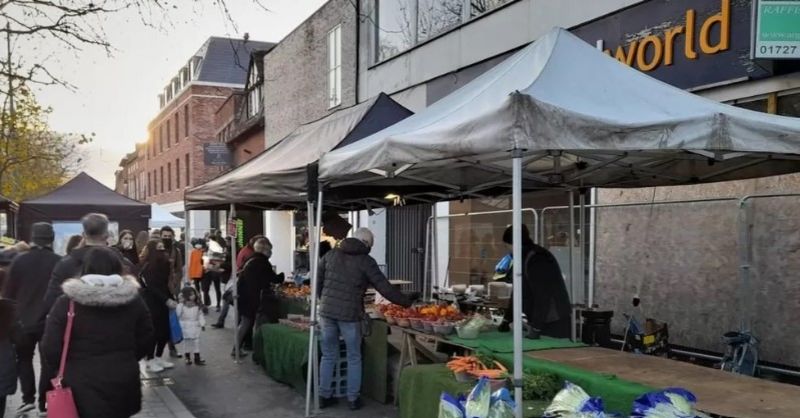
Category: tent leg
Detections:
[
  {"x1": 229, "y1": 204, "x2": 240, "y2": 363},
  {"x1": 568, "y1": 191, "x2": 576, "y2": 342},
  {"x1": 511, "y1": 151, "x2": 524, "y2": 418},
  {"x1": 588, "y1": 188, "x2": 596, "y2": 309},
  {"x1": 423, "y1": 215, "x2": 432, "y2": 301},
  {"x1": 305, "y1": 190, "x2": 324, "y2": 417}
]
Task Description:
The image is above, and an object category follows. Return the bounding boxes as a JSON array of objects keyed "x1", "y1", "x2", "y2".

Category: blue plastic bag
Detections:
[
  {"x1": 493, "y1": 254, "x2": 513, "y2": 280},
  {"x1": 169, "y1": 310, "x2": 183, "y2": 344},
  {"x1": 631, "y1": 388, "x2": 709, "y2": 418},
  {"x1": 488, "y1": 388, "x2": 515, "y2": 418},
  {"x1": 465, "y1": 377, "x2": 492, "y2": 418},
  {"x1": 438, "y1": 393, "x2": 465, "y2": 418}
]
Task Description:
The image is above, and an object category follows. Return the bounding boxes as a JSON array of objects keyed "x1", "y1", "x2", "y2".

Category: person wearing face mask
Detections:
[
  {"x1": 115, "y1": 230, "x2": 140, "y2": 268},
  {"x1": 139, "y1": 240, "x2": 177, "y2": 373},
  {"x1": 159, "y1": 226, "x2": 184, "y2": 297},
  {"x1": 233, "y1": 237, "x2": 283, "y2": 357}
]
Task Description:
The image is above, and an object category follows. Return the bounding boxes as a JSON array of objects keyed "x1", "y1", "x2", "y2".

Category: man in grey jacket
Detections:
[{"x1": 317, "y1": 227, "x2": 411, "y2": 410}]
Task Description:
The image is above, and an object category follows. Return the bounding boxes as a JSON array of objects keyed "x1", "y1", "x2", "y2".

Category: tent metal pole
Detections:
[
  {"x1": 588, "y1": 188, "x2": 597, "y2": 309},
  {"x1": 579, "y1": 191, "x2": 586, "y2": 307},
  {"x1": 511, "y1": 150, "x2": 524, "y2": 418},
  {"x1": 229, "y1": 204, "x2": 240, "y2": 363},
  {"x1": 568, "y1": 191, "x2": 576, "y2": 342},
  {"x1": 433, "y1": 206, "x2": 439, "y2": 299},
  {"x1": 423, "y1": 215, "x2": 432, "y2": 301},
  {"x1": 185, "y1": 210, "x2": 192, "y2": 287},
  {"x1": 737, "y1": 198, "x2": 754, "y2": 333},
  {"x1": 305, "y1": 190, "x2": 324, "y2": 417}
]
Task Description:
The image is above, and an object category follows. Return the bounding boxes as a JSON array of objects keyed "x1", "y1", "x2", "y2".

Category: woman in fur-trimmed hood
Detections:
[{"x1": 41, "y1": 247, "x2": 154, "y2": 418}]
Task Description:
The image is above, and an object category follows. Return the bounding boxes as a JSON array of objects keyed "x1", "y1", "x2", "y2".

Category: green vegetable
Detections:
[{"x1": 522, "y1": 372, "x2": 562, "y2": 401}]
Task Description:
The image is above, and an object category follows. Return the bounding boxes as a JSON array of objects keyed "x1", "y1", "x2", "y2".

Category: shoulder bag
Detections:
[{"x1": 46, "y1": 300, "x2": 79, "y2": 418}]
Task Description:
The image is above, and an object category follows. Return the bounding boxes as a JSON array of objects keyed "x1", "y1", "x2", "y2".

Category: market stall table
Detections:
[
  {"x1": 528, "y1": 347, "x2": 800, "y2": 418},
  {"x1": 398, "y1": 364, "x2": 549, "y2": 418},
  {"x1": 254, "y1": 322, "x2": 390, "y2": 402}
]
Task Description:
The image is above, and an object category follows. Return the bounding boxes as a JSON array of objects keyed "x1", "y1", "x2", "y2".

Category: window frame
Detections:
[
  {"x1": 371, "y1": 0, "x2": 518, "y2": 65},
  {"x1": 160, "y1": 166, "x2": 164, "y2": 194},
  {"x1": 185, "y1": 153, "x2": 190, "y2": 188},
  {"x1": 327, "y1": 24, "x2": 343, "y2": 109}
]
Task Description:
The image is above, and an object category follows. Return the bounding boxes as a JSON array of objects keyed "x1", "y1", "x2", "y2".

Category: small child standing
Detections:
[{"x1": 177, "y1": 287, "x2": 206, "y2": 365}]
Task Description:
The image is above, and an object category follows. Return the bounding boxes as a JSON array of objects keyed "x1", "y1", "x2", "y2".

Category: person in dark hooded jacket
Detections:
[
  {"x1": 41, "y1": 246, "x2": 153, "y2": 418},
  {"x1": 1, "y1": 222, "x2": 61, "y2": 415},
  {"x1": 43, "y1": 214, "x2": 133, "y2": 318},
  {"x1": 498, "y1": 224, "x2": 572, "y2": 339},
  {"x1": 0, "y1": 297, "x2": 18, "y2": 417},
  {"x1": 317, "y1": 228, "x2": 411, "y2": 410},
  {"x1": 234, "y1": 237, "x2": 283, "y2": 356}
]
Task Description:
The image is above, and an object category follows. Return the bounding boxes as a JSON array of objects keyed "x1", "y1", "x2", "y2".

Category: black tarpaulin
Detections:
[
  {"x1": 184, "y1": 93, "x2": 413, "y2": 211},
  {"x1": 18, "y1": 172, "x2": 150, "y2": 240}
]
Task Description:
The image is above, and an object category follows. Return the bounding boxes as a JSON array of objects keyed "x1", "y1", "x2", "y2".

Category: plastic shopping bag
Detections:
[
  {"x1": 169, "y1": 310, "x2": 183, "y2": 344},
  {"x1": 465, "y1": 377, "x2": 492, "y2": 418},
  {"x1": 544, "y1": 381, "x2": 609, "y2": 418},
  {"x1": 438, "y1": 393, "x2": 465, "y2": 418},
  {"x1": 631, "y1": 388, "x2": 710, "y2": 418},
  {"x1": 487, "y1": 388, "x2": 515, "y2": 418}
]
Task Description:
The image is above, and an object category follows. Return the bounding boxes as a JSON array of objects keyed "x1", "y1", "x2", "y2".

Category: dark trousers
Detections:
[
  {"x1": 15, "y1": 331, "x2": 47, "y2": 410},
  {"x1": 201, "y1": 272, "x2": 222, "y2": 307}
]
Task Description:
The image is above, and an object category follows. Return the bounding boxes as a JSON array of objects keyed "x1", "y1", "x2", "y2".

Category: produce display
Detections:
[
  {"x1": 278, "y1": 315, "x2": 312, "y2": 331},
  {"x1": 447, "y1": 355, "x2": 508, "y2": 380},
  {"x1": 376, "y1": 303, "x2": 466, "y2": 335},
  {"x1": 278, "y1": 284, "x2": 311, "y2": 299}
]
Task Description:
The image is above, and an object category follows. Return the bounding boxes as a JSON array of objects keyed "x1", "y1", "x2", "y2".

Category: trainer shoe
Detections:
[
  {"x1": 145, "y1": 359, "x2": 164, "y2": 373},
  {"x1": 156, "y1": 357, "x2": 175, "y2": 369}
]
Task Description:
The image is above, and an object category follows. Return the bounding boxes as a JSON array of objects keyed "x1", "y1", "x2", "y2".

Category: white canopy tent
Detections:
[
  {"x1": 148, "y1": 203, "x2": 185, "y2": 229},
  {"x1": 315, "y1": 28, "x2": 800, "y2": 417}
]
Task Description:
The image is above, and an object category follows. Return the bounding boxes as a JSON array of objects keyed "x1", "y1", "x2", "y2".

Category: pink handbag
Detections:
[{"x1": 46, "y1": 300, "x2": 79, "y2": 418}]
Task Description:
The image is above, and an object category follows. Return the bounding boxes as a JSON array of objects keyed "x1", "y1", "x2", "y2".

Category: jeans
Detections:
[
  {"x1": 319, "y1": 318, "x2": 362, "y2": 401},
  {"x1": 15, "y1": 331, "x2": 47, "y2": 410}
]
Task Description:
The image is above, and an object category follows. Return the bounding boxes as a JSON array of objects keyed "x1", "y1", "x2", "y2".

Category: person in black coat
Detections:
[
  {"x1": 498, "y1": 224, "x2": 572, "y2": 339},
  {"x1": 1, "y1": 222, "x2": 61, "y2": 415},
  {"x1": 317, "y1": 228, "x2": 411, "y2": 410},
  {"x1": 43, "y1": 214, "x2": 133, "y2": 319},
  {"x1": 235, "y1": 237, "x2": 283, "y2": 355},
  {"x1": 0, "y1": 297, "x2": 18, "y2": 417},
  {"x1": 114, "y1": 230, "x2": 140, "y2": 272},
  {"x1": 41, "y1": 247, "x2": 154, "y2": 418},
  {"x1": 139, "y1": 240, "x2": 177, "y2": 373}
]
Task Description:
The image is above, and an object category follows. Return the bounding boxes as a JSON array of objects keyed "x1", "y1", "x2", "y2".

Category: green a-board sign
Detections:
[{"x1": 753, "y1": 0, "x2": 800, "y2": 59}]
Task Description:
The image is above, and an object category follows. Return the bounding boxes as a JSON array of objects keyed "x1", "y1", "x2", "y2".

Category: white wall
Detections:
[
  {"x1": 367, "y1": 209, "x2": 387, "y2": 266},
  {"x1": 264, "y1": 211, "x2": 293, "y2": 276},
  {"x1": 359, "y1": 0, "x2": 644, "y2": 102}
]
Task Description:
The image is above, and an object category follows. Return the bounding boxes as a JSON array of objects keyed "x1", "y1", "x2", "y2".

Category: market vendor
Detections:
[{"x1": 497, "y1": 224, "x2": 571, "y2": 339}]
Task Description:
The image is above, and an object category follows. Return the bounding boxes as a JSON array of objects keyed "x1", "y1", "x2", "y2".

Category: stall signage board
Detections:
[
  {"x1": 203, "y1": 143, "x2": 232, "y2": 167},
  {"x1": 753, "y1": 0, "x2": 800, "y2": 59}
]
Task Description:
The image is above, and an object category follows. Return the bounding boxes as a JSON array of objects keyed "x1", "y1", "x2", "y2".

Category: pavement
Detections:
[
  {"x1": 6, "y1": 299, "x2": 399, "y2": 418},
  {"x1": 164, "y1": 304, "x2": 399, "y2": 418}
]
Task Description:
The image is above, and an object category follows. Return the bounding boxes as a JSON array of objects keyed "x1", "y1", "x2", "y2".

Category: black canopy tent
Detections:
[
  {"x1": 184, "y1": 93, "x2": 414, "y2": 211},
  {"x1": 18, "y1": 172, "x2": 151, "y2": 241}
]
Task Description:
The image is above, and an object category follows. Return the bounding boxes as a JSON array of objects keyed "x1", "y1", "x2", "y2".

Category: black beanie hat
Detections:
[
  {"x1": 31, "y1": 222, "x2": 55, "y2": 246},
  {"x1": 502, "y1": 224, "x2": 532, "y2": 245}
]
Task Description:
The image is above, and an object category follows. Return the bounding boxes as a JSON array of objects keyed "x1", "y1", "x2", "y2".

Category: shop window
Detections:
[
  {"x1": 160, "y1": 166, "x2": 164, "y2": 194},
  {"x1": 374, "y1": 0, "x2": 517, "y2": 62},
  {"x1": 184, "y1": 104, "x2": 190, "y2": 138},
  {"x1": 174, "y1": 113, "x2": 179, "y2": 143},
  {"x1": 778, "y1": 93, "x2": 800, "y2": 117},
  {"x1": 418, "y1": 0, "x2": 463, "y2": 43},
  {"x1": 376, "y1": 0, "x2": 417, "y2": 62},
  {"x1": 185, "y1": 153, "x2": 190, "y2": 188},
  {"x1": 469, "y1": 0, "x2": 512, "y2": 18},
  {"x1": 167, "y1": 162, "x2": 172, "y2": 191},
  {"x1": 176, "y1": 158, "x2": 181, "y2": 189}
]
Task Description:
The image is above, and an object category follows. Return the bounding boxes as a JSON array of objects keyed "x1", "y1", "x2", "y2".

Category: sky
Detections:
[{"x1": 30, "y1": 0, "x2": 327, "y2": 187}]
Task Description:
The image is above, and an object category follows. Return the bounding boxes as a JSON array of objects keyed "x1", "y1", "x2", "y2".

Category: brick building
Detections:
[
  {"x1": 117, "y1": 36, "x2": 270, "y2": 235},
  {"x1": 114, "y1": 143, "x2": 146, "y2": 201},
  {"x1": 216, "y1": 49, "x2": 273, "y2": 166}
]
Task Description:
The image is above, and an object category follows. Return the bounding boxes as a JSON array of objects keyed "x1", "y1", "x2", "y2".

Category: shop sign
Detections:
[
  {"x1": 572, "y1": 0, "x2": 772, "y2": 90},
  {"x1": 752, "y1": 0, "x2": 800, "y2": 59},
  {"x1": 203, "y1": 143, "x2": 232, "y2": 167}
]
